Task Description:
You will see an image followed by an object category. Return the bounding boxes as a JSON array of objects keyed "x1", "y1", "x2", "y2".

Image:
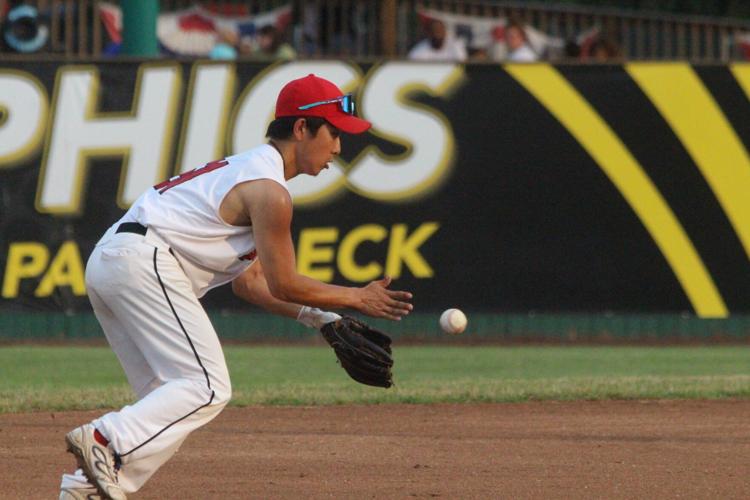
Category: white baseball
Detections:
[{"x1": 439, "y1": 308, "x2": 467, "y2": 335}]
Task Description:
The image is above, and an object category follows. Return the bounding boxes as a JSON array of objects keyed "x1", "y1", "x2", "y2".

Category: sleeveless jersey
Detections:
[{"x1": 118, "y1": 144, "x2": 289, "y2": 297}]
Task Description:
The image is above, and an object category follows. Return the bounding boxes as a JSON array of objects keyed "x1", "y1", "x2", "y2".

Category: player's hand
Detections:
[{"x1": 355, "y1": 276, "x2": 413, "y2": 320}]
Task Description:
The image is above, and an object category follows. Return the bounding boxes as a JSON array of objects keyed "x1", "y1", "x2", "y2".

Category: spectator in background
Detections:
[
  {"x1": 469, "y1": 47, "x2": 490, "y2": 61},
  {"x1": 209, "y1": 27, "x2": 239, "y2": 60},
  {"x1": 505, "y1": 20, "x2": 538, "y2": 62},
  {"x1": 589, "y1": 37, "x2": 621, "y2": 62},
  {"x1": 408, "y1": 18, "x2": 467, "y2": 62},
  {"x1": 249, "y1": 24, "x2": 296, "y2": 60}
]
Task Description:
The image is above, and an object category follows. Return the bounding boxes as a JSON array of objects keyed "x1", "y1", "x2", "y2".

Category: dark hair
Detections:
[
  {"x1": 265, "y1": 116, "x2": 328, "y2": 140},
  {"x1": 590, "y1": 37, "x2": 621, "y2": 59},
  {"x1": 506, "y1": 19, "x2": 529, "y2": 44},
  {"x1": 258, "y1": 24, "x2": 283, "y2": 52},
  {"x1": 259, "y1": 25, "x2": 277, "y2": 37}
]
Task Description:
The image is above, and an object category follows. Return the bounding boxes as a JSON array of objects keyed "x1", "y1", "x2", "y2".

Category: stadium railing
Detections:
[{"x1": 2, "y1": 0, "x2": 750, "y2": 61}]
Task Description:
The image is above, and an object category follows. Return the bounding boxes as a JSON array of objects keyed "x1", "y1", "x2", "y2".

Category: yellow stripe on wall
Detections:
[
  {"x1": 627, "y1": 63, "x2": 750, "y2": 263},
  {"x1": 505, "y1": 64, "x2": 727, "y2": 318},
  {"x1": 730, "y1": 63, "x2": 750, "y2": 97}
]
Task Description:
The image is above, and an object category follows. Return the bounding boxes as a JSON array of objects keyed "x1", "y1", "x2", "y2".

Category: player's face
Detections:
[{"x1": 299, "y1": 122, "x2": 341, "y2": 176}]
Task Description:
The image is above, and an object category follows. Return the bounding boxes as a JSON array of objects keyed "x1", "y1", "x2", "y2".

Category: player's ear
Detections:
[{"x1": 293, "y1": 118, "x2": 306, "y2": 140}]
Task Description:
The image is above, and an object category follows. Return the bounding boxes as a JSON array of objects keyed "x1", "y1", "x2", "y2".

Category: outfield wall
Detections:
[
  {"x1": 2, "y1": 61, "x2": 750, "y2": 338},
  {"x1": 2, "y1": 311, "x2": 750, "y2": 343}
]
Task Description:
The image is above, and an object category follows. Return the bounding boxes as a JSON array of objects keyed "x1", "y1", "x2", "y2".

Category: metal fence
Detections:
[{"x1": 1, "y1": 0, "x2": 750, "y2": 60}]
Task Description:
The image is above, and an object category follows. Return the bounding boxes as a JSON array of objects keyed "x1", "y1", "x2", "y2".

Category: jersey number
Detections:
[{"x1": 154, "y1": 159, "x2": 229, "y2": 194}]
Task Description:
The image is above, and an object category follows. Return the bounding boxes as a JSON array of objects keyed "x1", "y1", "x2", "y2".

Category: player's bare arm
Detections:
[
  {"x1": 228, "y1": 179, "x2": 412, "y2": 320},
  {"x1": 231, "y1": 260, "x2": 302, "y2": 319}
]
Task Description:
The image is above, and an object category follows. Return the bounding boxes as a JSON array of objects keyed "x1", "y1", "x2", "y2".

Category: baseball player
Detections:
[{"x1": 59, "y1": 74, "x2": 413, "y2": 499}]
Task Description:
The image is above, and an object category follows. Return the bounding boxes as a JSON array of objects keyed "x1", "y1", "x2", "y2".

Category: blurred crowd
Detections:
[
  {"x1": 209, "y1": 24, "x2": 296, "y2": 60},
  {"x1": 0, "y1": 0, "x2": 639, "y2": 63},
  {"x1": 407, "y1": 14, "x2": 621, "y2": 63}
]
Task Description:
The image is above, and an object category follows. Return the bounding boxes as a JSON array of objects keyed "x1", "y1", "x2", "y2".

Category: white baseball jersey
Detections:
[{"x1": 116, "y1": 143, "x2": 289, "y2": 297}]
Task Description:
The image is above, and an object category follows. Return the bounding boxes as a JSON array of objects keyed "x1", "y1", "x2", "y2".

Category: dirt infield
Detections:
[{"x1": 2, "y1": 400, "x2": 749, "y2": 499}]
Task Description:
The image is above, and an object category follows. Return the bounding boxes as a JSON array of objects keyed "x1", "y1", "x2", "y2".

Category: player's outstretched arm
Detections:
[
  {"x1": 231, "y1": 260, "x2": 302, "y2": 319},
  {"x1": 232, "y1": 261, "x2": 342, "y2": 327},
  {"x1": 238, "y1": 180, "x2": 413, "y2": 320}
]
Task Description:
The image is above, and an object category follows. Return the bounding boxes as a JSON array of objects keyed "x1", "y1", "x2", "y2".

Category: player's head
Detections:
[
  {"x1": 505, "y1": 20, "x2": 528, "y2": 50},
  {"x1": 267, "y1": 74, "x2": 371, "y2": 176},
  {"x1": 426, "y1": 19, "x2": 446, "y2": 49},
  {"x1": 269, "y1": 74, "x2": 371, "y2": 138}
]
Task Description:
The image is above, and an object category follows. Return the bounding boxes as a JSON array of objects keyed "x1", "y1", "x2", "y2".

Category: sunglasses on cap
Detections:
[{"x1": 298, "y1": 93, "x2": 356, "y2": 115}]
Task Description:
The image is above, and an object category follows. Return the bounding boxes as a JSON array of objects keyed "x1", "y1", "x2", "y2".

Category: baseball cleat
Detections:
[
  {"x1": 65, "y1": 424, "x2": 126, "y2": 500},
  {"x1": 59, "y1": 486, "x2": 102, "y2": 500}
]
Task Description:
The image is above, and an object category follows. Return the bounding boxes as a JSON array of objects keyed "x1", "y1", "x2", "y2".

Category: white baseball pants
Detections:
[{"x1": 61, "y1": 227, "x2": 231, "y2": 493}]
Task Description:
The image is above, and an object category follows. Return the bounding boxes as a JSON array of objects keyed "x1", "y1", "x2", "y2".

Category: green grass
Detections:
[{"x1": 1, "y1": 345, "x2": 749, "y2": 413}]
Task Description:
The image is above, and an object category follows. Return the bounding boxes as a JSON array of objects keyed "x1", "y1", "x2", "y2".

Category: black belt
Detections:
[{"x1": 116, "y1": 222, "x2": 147, "y2": 236}]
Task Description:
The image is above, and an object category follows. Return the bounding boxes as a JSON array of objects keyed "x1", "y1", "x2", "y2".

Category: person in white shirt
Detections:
[
  {"x1": 505, "y1": 20, "x2": 538, "y2": 62},
  {"x1": 59, "y1": 74, "x2": 413, "y2": 500},
  {"x1": 408, "y1": 18, "x2": 467, "y2": 62}
]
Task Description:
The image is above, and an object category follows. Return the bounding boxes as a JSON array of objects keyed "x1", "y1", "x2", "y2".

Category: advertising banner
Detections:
[{"x1": 2, "y1": 61, "x2": 750, "y2": 318}]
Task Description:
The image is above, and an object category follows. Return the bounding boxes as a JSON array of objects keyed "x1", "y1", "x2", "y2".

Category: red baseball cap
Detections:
[{"x1": 275, "y1": 74, "x2": 371, "y2": 134}]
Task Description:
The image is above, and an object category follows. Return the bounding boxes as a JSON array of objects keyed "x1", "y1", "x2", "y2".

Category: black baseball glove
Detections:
[{"x1": 320, "y1": 316, "x2": 393, "y2": 388}]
